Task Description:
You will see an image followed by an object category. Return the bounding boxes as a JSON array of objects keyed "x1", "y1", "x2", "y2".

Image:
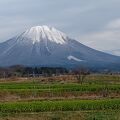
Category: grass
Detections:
[
  {"x1": 0, "y1": 99, "x2": 119, "y2": 113},
  {"x1": 0, "y1": 111, "x2": 120, "y2": 120},
  {"x1": 0, "y1": 83, "x2": 119, "y2": 91},
  {"x1": 0, "y1": 76, "x2": 119, "y2": 101},
  {"x1": 0, "y1": 74, "x2": 120, "y2": 119},
  {"x1": 0, "y1": 74, "x2": 120, "y2": 84},
  {"x1": 0, "y1": 83, "x2": 119, "y2": 101}
]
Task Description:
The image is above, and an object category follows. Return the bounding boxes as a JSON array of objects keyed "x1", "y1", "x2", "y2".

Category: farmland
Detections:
[{"x1": 0, "y1": 74, "x2": 120, "y2": 120}]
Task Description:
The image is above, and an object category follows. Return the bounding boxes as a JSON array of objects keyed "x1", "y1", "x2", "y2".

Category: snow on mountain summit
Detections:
[{"x1": 21, "y1": 25, "x2": 68, "y2": 44}]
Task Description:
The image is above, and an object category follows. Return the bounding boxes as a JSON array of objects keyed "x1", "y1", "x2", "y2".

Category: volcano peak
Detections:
[{"x1": 21, "y1": 25, "x2": 67, "y2": 44}]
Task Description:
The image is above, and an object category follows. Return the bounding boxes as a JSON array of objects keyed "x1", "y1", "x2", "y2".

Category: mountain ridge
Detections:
[{"x1": 0, "y1": 25, "x2": 120, "y2": 70}]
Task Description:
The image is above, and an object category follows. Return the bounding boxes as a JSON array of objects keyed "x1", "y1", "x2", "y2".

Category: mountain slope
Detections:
[
  {"x1": 0, "y1": 25, "x2": 120, "y2": 70},
  {"x1": 106, "y1": 49, "x2": 120, "y2": 56}
]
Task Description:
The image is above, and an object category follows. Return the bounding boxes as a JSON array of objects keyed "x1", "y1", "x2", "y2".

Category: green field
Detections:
[
  {"x1": 0, "y1": 75, "x2": 120, "y2": 120},
  {"x1": 0, "y1": 99, "x2": 120, "y2": 113}
]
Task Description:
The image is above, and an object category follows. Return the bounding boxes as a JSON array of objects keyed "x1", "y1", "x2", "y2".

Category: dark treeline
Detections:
[
  {"x1": 0, "y1": 65, "x2": 68, "y2": 78},
  {"x1": 0, "y1": 65, "x2": 117, "y2": 79}
]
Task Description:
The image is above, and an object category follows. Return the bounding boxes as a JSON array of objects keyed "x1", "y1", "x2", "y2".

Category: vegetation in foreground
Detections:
[
  {"x1": 0, "y1": 74, "x2": 119, "y2": 120},
  {"x1": 0, "y1": 99, "x2": 120, "y2": 113},
  {"x1": 0, "y1": 111, "x2": 120, "y2": 120}
]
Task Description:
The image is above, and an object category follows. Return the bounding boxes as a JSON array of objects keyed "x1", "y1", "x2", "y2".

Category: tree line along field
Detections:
[{"x1": 0, "y1": 74, "x2": 120, "y2": 120}]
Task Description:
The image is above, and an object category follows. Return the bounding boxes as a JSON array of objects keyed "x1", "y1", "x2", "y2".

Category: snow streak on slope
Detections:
[{"x1": 67, "y1": 55, "x2": 83, "y2": 62}]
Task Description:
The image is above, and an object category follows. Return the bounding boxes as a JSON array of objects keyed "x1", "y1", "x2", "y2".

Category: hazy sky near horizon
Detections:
[{"x1": 0, "y1": 0, "x2": 120, "y2": 54}]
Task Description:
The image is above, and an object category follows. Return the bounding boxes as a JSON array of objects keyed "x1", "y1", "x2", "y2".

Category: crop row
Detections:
[
  {"x1": 0, "y1": 83, "x2": 119, "y2": 91},
  {"x1": 0, "y1": 99, "x2": 119, "y2": 113}
]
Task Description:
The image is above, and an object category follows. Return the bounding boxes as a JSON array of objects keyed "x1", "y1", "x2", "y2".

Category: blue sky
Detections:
[{"x1": 0, "y1": 0, "x2": 120, "y2": 54}]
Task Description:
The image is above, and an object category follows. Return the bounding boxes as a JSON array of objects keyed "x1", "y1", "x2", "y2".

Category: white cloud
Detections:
[
  {"x1": 106, "y1": 19, "x2": 120, "y2": 29},
  {"x1": 64, "y1": 5, "x2": 95, "y2": 15},
  {"x1": 79, "y1": 18, "x2": 120, "y2": 56}
]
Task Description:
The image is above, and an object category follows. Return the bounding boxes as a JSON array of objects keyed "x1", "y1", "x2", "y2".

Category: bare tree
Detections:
[{"x1": 73, "y1": 67, "x2": 90, "y2": 84}]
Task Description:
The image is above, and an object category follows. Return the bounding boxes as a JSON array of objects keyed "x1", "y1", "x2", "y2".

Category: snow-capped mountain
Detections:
[{"x1": 0, "y1": 25, "x2": 120, "y2": 70}]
